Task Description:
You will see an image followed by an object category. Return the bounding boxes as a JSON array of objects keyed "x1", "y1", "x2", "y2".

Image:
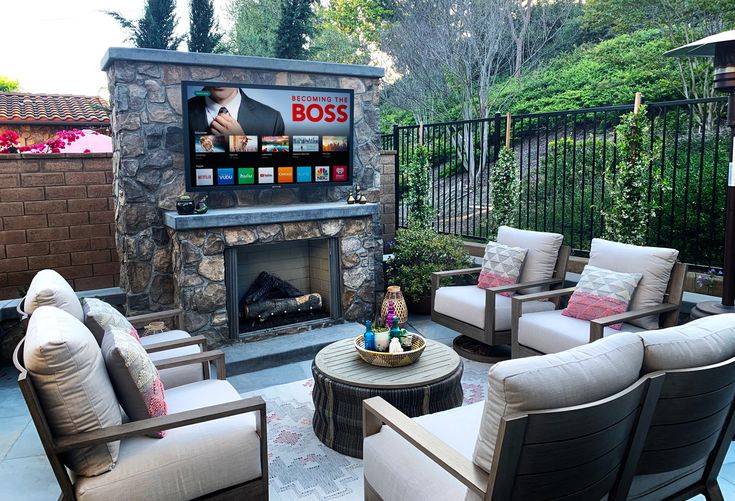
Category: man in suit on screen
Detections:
[{"x1": 187, "y1": 86, "x2": 285, "y2": 136}]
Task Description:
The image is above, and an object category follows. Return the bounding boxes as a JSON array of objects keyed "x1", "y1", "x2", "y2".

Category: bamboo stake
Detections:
[
  {"x1": 633, "y1": 92, "x2": 642, "y2": 116},
  {"x1": 505, "y1": 112, "x2": 512, "y2": 149}
]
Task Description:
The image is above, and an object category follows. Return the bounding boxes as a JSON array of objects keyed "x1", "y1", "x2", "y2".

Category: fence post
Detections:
[
  {"x1": 393, "y1": 124, "x2": 400, "y2": 231},
  {"x1": 493, "y1": 112, "x2": 502, "y2": 162}
]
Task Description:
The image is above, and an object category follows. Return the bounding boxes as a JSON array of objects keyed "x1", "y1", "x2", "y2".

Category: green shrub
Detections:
[
  {"x1": 489, "y1": 146, "x2": 521, "y2": 237},
  {"x1": 386, "y1": 227, "x2": 471, "y2": 299}
]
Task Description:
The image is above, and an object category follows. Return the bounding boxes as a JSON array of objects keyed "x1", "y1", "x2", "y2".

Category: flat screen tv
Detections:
[{"x1": 182, "y1": 81, "x2": 354, "y2": 191}]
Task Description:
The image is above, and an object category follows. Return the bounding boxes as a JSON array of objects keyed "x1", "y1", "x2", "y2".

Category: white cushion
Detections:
[
  {"x1": 589, "y1": 238, "x2": 678, "y2": 329},
  {"x1": 434, "y1": 285, "x2": 556, "y2": 331},
  {"x1": 364, "y1": 402, "x2": 483, "y2": 501},
  {"x1": 496, "y1": 226, "x2": 563, "y2": 294},
  {"x1": 75, "y1": 379, "x2": 262, "y2": 501},
  {"x1": 23, "y1": 269, "x2": 84, "y2": 321},
  {"x1": 639, "y1": 313, "x2": 735, "y2": 373},
  {"x1": 140, "y1": 330, "x2": 204, "y2": 389},
  {"x1": 24, "y1": 306, "x2": 121, "y2": 476},
  {"x1": 472, "y1": 332, "x2": 644, "y2": 473},
  {"x1": 518, "y1": 309, "x2": 644, "y2": 354}
]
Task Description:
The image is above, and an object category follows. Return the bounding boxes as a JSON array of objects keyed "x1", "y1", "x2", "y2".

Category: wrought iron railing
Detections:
[{"x1": 391, "y1": 97, "x2": 730, "y2": 268}]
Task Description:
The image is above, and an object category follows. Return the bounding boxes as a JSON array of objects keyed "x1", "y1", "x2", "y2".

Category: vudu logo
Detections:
[{"x1": 217, "y1": 168, "x2": 235, "y2": 185}]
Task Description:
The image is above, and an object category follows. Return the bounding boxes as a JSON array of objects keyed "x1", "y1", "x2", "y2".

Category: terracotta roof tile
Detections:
[{"x1": 0, "y1": 93, "x2": 110, "y2": 123}]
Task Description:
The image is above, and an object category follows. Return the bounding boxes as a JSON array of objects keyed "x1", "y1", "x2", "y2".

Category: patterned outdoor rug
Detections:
[{"x1": 241, "y1": 357, "x2": 492, "y2": 501}]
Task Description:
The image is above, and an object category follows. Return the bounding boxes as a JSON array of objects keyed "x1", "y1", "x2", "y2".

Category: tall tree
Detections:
[
  {"x1": 274, "y1": 0, "x2": 315, "y2": 59},
  {"x1": 188, "y1": 0, "x2": 223, "y2": 52},
  {"x1": 0, "y1": 76, "x2": 19, "y2": 92},
  {"x1": 225, "y1": 0, "x2": 282, "y2": 57},
  {"x1": 108, "y1": 0, "x2": 184, "y2": 50}
]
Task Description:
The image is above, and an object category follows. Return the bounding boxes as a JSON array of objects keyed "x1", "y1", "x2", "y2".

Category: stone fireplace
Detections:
[{"x1": 104, "y1": 48, "x2": 384, "y2": 347}]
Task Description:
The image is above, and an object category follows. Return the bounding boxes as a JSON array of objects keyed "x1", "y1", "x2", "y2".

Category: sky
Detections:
[{"x1": 2, "y1": 0, "x2": 230, "y2": 99}]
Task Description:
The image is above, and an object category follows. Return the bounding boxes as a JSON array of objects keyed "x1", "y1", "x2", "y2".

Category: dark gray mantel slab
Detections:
[
  {"x1": 163, "y1": 201, "x2": 379, "y2": 231},
  {"x1": 101, "y1": 47, "x2": 385, "y2": 79}
]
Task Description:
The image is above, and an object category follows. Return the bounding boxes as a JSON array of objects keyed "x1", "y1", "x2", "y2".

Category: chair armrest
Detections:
[
  {"x1": 54, "y1": 396, "x2": 266, "y2": 453},
  {"x1": 127, "y1": 309, "x2": 183, "y2": 328},
  {"x1": 511, "y1": 286, "x2": 576, "y2": 303},
  {"x1": 143, "y1": 335, "x2": 208, "y2": 353},
  {"x1": 153, "y1": 350, "x2": 226, "y2": 380},
  {"x1": 362, "y1": 397, "x2": 488, "y2": 498},
  {"x1": 589, "y1": 304, "x2": 680, "y2": 341},
  {"x1": 489, "y1": 277, "x2": 565, "y2": 295},
  {"x1": 431, "y1": 267, "x2": 483, "y2": 279}
]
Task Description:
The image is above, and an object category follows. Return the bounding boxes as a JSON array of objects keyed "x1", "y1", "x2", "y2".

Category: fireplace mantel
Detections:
[{"x1": 163, "y1": 201, "x2": 379, "y2": 230}]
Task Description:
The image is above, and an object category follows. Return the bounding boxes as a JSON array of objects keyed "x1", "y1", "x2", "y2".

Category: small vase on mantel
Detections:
[{"x1": 380, "y1": 286, "x2": 408, "y2": 327}]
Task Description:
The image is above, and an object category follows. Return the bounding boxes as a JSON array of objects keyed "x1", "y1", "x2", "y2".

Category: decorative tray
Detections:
[{"x1": 354, "y1": 333, "x2": 427, "y2": 367}]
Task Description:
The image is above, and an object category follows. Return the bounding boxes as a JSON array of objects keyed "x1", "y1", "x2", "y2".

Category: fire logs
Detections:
[
  {"x1": 244, "y1": 293, "x2": 323, "y2": 321},
  {"x1": 241, "y1": 271, "x2": 323, "y2": 322}
]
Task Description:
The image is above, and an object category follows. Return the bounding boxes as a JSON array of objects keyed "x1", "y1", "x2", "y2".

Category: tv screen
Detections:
[{"x1": 182, "y1": 81, "x2": 354, "y2": 191}]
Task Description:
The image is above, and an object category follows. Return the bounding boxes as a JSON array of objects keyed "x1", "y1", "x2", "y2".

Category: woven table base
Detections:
[{"x1": 312, "y1": 361, "x2": 464, "y2": 458}]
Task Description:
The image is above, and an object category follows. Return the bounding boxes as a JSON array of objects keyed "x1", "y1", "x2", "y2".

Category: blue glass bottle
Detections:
[{"x1": 364, "y1": 320, "x2": 376, "y2": 351}]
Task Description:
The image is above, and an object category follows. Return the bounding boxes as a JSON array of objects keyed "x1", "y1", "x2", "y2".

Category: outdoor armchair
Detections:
[
  {"x1": 511, "y1": 238, "x2": 686, "y2": 358},
  {"x1": 13, "y1": 309, "x2": 268, "y2": 501},
  {"x1": 431, "y1": 226, "x2": 570, "y2": 356},
  {"x1": 19, "y1": 268, "x2": 207, "y2": 388}
]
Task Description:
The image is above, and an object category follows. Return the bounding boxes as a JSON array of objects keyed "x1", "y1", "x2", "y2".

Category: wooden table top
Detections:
[{"x1": 314, "y1": 337, "x2": 461, "y2": 389}]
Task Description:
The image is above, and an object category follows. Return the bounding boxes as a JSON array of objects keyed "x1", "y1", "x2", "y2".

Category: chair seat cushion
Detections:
[
  {"x1": 496, "y1": 226, "x2": 563, "y2": 294},
  {"x1": 75, "y1": 379, "x2": 262, "y2": 501},
  {"x1": 434, "y1": 285, "x2": 556, "y2": 331},
  {"x1": 518, "y1": 309, "x2": 645, "y2": 354},
  {"x1": 139, "y1": 330, "x2": 203, "y2": 389},
  {"x1": 363, "y1": 401, "x2": 484, "y2": 501},
  {"x1": 473, "y1": 332, "x2": 645, "y2": 473}
]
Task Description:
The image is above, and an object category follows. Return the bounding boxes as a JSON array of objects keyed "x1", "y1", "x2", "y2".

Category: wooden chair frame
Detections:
[
  {"x1": 363, "y1": 373, "x2": 664, "y2": 501},
  {"x1": 13, "y1": 339, "x2": 268, "y2": 501},
  {"x1": 510, "y1": 261, "x2": 688, "y2": 358},
  {"x1": 431, "y1": 245, "x2": 571, "y2": 347}
]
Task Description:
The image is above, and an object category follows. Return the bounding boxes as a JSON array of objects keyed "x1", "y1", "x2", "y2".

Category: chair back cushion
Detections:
[
  {"x1": 639, "y1": 313, "x2": 735, "y2": 372},
  {"x1": 24, "y1": 306, "x2": 121, "y2": 476},
  {"x1": 589, "y1": 239, "x2": 678, "y2": 329},
  {"x1": 472, "y1": 332, "x2": 644, "y2": 473},
  {"x1": 101, "y1": 325, "x2": 168, "y2": 437},
  {"x1": 562, "y1": 265, "x2": 642, "y2": 329},
  {"x1": 477, "y1": 242, "x2": 527, "y2": 296},
  {"x1": 83, "y1": 298, "x2": 139, "y2": 345},
  {"x1": 22, "y1": 269, "x2": 83, "y2": 321},
  {"x1": 496, "y1": 226, "x2": 563, "y2": 294}
]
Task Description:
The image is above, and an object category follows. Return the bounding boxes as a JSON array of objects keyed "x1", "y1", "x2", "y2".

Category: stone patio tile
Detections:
[
  {"x1": 228, "y1": 359, "x2": 313, "y2": 394},
  {"x1": 4, "y1": 420, "x2": 43, "y2": 460},
  {"x1": 0, "y1": 455, "x2": 59, "y2": 501},
  {"x1": 0, "y1": 416, "x2": 30, "y2": 460},
  {"x1": 0, "y1": 387, "x2": 30, "y2": 419}
]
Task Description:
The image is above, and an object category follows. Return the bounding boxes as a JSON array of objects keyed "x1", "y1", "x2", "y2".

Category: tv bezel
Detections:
[{"x1": 181, "y1": 80, "x2": 355, "y2": 192}]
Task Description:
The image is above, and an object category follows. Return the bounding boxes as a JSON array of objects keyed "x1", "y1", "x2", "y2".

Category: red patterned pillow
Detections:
[
  {"x1": 101, "y1": 325, "x2": 168, "y2": 437},
  {"x1": 562, "y1": 265, "x2": 643, "y2": 329},
  {"x1": 477, "y1": 241, "x2": 528, "y2": 297}
]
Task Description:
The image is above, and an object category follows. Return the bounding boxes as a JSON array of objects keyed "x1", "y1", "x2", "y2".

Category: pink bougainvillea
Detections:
[{"x1": 0, "y1": 128, "x2": 86, "y2": 154}]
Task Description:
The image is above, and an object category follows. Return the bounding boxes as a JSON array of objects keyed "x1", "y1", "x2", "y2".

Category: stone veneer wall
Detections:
[
  {"x1": 103, "y1": 49, "x2": 384, "y2": 331},
  {"x1": 170, "y1": 217, "x2": 377, "y2": 342}
]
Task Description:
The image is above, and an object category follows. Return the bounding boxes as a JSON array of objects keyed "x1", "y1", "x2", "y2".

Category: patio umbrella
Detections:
[
  {"x1": 666, "y1": 31, "x2": 735, "y2": 317},
  {"x1": 60, "y1": 130, "x2": 112, "y2": 153}
]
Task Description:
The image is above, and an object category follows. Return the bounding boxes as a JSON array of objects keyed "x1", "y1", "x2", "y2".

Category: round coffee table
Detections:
[{"x1": 312, "y1": 337, "x2": 463, "y2": 458}]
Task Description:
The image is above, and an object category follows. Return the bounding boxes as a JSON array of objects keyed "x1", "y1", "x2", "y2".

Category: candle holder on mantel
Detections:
[{"x1": 380, "y1": 286, "x2": 408, "y2": 327}]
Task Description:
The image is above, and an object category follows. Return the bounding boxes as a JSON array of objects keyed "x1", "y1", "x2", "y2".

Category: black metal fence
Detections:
[
  {"x1": 381, "y1": 133, "x2": 394, "y2": 150},
  {"x1": 392, "y1": 97, "x2": 731, "y2": 268}
]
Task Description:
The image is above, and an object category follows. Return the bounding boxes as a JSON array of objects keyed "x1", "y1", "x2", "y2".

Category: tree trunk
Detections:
[{"x1": 244, "y1": 293, "x2": 323, "y2": 321}]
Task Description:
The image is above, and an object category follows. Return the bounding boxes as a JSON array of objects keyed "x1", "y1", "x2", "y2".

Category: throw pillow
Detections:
[
  {"x1": 24, "y1": 306, "x2": 121, "y2": 476},
  {"x1": 477, "y1": 241, "x2": 528, "y2": 297},
  {"x1": 83, "y1": 297, "x2": 139, "y2": 345},
  {"x1": 102, "y1": 325, "x2": 168, "y2": 438},
  {"x1": 562, "y1": 265, "x2": 642, "y2": 329},
  {"x1": 22, "y1": 269, "x2": 84, "y2": 321}
]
